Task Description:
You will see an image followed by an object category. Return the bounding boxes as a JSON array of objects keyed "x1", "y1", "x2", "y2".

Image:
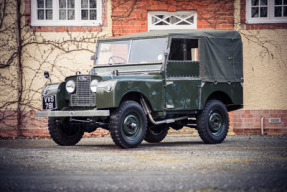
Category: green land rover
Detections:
[{"x1": 36, "y1": 30, "x2": 243, "y2": 149}]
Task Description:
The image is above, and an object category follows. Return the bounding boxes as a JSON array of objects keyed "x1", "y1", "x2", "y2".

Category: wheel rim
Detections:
[
  {"x1": 123, "y1": 112, "x2": 142, "y2": 141},
  {"x1": 208, "y1": 109, "x2": 225, "y2": 136}
]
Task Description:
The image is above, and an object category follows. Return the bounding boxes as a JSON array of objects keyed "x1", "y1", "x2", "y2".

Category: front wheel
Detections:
[
  {"x1": 48, "y1": 117, "x2": 83, "y2": 146},
  {"x1": 109, "y1": 101, "x2": 147, "y2": 149},
  {"x1": 197, "y1": 100, "x2": 229, "y2": 144}
]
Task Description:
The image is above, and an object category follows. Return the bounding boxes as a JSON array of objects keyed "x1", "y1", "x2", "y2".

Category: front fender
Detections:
[
  {"x1": 96, "y1": 79, "x2": 164, "y2": 111},
  {"x1": 42, "y1": 82, "x2": 67, "y2": 110}
]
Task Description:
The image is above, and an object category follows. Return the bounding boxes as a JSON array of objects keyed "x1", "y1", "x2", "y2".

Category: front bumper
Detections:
[{"x1": 35, "y1": 110, "x2": 110, "y2": 117}]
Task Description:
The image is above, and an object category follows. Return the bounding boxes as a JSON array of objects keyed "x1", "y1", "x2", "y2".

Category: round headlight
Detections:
[
  {"x1": 90, "y1": 79, "x2": 99, "y2": 93},
  {"x1": 66, "y1": 80, "x2": 76, "y2": 93}
]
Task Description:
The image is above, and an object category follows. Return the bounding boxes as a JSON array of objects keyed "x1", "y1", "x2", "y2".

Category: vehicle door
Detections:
[{"x1": 165, "y1": 38, "x2": 201, "y2": 111}]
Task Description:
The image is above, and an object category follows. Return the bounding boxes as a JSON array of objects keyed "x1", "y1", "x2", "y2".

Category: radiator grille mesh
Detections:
[{"x1": 70, "y1": 76, "x2": 96, "y2": 107}]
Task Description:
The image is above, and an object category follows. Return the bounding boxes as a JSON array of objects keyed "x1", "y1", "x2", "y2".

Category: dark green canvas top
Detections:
[
  {"x1": 98, "y1": 30, "x2": 241, "y2": 41},
  {"x1": 98, "y1": 30, "x2": 243, "y2": 83}
]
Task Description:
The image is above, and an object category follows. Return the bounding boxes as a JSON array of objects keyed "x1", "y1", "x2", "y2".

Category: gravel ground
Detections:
[{"x1": 0, "y1": 135, "x2": 287, "y2": 192}]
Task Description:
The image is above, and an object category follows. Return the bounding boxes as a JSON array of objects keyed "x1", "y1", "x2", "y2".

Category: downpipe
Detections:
[
  {"x1": 261, "y1": 117, "x2": 265, "y2": 135},
  {"x1": 140, "y1": 97, "x2": 188, "y2": 125}
]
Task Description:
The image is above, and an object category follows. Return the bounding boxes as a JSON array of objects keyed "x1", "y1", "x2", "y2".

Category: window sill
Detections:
[
  {"x1": 246, "y1": 19, "x2": 287, "y2": 24},
  {"x1": 31, "y1": 26, "x2": 103, "y2": 32}
]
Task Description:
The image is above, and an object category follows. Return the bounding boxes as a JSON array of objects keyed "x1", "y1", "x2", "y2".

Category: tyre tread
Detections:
[
  {"x1": 109, "y1": 101, "x2": 147, "y2": 149},
  {"x1": 197, "y1": 100, "x2": 229, "y2": 144},
  {"x1": 48, "y1": 117, "x2": 83, "y2": 146}
]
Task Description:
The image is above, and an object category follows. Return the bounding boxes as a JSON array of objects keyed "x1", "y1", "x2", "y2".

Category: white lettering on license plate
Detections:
[{"x1": 43, "y1": 95, "x2": 56, "y2": 109}]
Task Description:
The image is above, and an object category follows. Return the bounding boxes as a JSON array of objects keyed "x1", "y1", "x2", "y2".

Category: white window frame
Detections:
[
  {"x1": 31, "y1": 0, "x2": 102, "y2": 26},
  {"x1": 246, "y1": 0, "x2": 287, "y2": 24},
  {"x1": 148, "y1": 11, "x2": 197, "y2": 31}
]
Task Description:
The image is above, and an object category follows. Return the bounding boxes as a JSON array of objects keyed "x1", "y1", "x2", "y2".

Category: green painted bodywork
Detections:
[
  {"x1": 96, "y1": 73, "x2": 164, "y2": 111},
  {"x1": 166, "y1": 61, "x2": 199, "y2": 77},
  {"x1": 42, "y1": 82, "x2": 67, "y2": 109},
  {"x1": 200, "y1": 82, "x2": 243, "y2": 110}
]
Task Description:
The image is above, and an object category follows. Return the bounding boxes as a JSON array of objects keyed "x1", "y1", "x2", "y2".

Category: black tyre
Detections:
[
  {"x1": 48, "y1": 117, "x2": 83, "y2": 146},
  {"x1": 197, "y1": 100, "x2": 229, "y2": 144},
  {"x1": 144, "y1": 124, "x2": 169, "y2": 143},
  {"x1": 109, "y1": 101, "x2": 147, "y2": 149}
]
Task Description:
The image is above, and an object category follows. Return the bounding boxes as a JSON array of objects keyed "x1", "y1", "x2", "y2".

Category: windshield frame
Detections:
[{"x1": 94, "y1": 37, "x2": 168, "y2": 67}]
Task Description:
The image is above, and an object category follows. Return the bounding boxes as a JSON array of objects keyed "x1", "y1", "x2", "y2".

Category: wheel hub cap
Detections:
[
  {"x1": 209, "y1": 110, "x2": 224, "y2": 135},
  {"x1": 124, "y1": 114, "x2": 139, "y2": 136}
]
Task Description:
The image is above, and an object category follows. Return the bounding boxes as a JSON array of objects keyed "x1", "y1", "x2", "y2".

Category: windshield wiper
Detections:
[{"x1": 107, "y1": 62, "x2": 126, "y2": 65}]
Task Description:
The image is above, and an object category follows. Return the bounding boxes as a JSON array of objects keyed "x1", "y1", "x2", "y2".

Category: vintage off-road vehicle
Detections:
[{"x1": 36, "y1": 30, "x2": 243, "y2": 148}]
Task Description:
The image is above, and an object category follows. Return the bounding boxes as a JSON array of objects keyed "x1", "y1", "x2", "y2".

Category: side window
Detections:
[{"x1": 169, "y1": 39, "x2": 198, "y2": 61}]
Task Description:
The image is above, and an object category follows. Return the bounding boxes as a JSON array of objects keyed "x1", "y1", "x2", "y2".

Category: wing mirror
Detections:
[{"x1": 44, "y1": 71, "x2": 51, "y2": 83}]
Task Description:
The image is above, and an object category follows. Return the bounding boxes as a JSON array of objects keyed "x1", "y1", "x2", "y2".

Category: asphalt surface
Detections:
[{"x1": 0, "y1": 135, "x2": 287, "y2": 192}]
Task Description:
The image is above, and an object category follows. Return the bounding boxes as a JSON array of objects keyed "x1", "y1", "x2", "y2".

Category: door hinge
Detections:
[{"x1": 166, "y1": 104, "x2": 174, "y2": 109}]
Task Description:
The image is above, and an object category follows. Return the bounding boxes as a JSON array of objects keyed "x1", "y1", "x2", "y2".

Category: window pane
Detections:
[
  {"x1": 59, "y1": 0, "x2": 66, "y2": 8},
  {"x1": 96, "y1": 41, "x2": 130, "y2": 65},
  {"x1": 68, "y1": 0, "x2": 74, "y2": 8},
  {"x1": 186, "y1": 16, "x2": 194, "y2": 23},
  {"x1": 275, "y1": 7, "x2": 282, "y2": 16},
  {"x1": 178, "y1": 21, "x2": 190, "y2": 25},
  {"x1": 59, "y1": 10, "x2": 66, "y2": 20},
  {"x1": 37, "y1": 0, "x2": 44, "y2": 8},
  {"x1": 275, "y1": 0, "x2": 282, "y2": 5},
  {"x1": 169, "y1": 16, "x2": 180, "y2": 24},
  {"x1": 82, "y1": 10, "x2": 88, "y2": 20},
  {"x1": 46, "y1": 10, "x2": 53, "y2": 20},
  {"x1": 151, "y1": 17, "x2": 159, "y2": 24},
  {"x1": 90, "y1": 0, "x2": 97, "y2": 8},
  {"x1": 284, "y1": 0, "x2": 287, "y2": 4},
  {"x1": 252, "y1": 7, "x2": 259, "y2": 17},
  {"x1": 252, "y1": 0, "x2": 259, "y2": 6},
  {"x1": 68, "y1": 10, "x2": 75, "y2": 20},
  {"x1": 46, "y1": 0, "x2": 52, "y2": 8},
  {"x1": 129, "y1": 38, "x2": 166, "y2": 63},
  {"x1": 260, "y1": 7, "x2": 268, "y2": 17},
  {"x1": 82, "y1": 0, "x2": 88, "y2": 8},
  {"x1": 156, "y1": 21, "x2": 168, "y2": 25},
  {"x1": 38, "y1": 10, "x2": 44, "y2": 19},
  {"x1": 284, "y1": 6, "x2": 287, "y2": 16},
  {"x1": 90, "y1": 10, "x2": 97, "y2": 20},
  {"x1": 260, "y1": 0, "x2": 268, "y2": 5}
]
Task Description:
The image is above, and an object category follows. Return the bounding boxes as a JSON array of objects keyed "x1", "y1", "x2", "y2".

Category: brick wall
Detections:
[
  {"x1": 0, "y1": 110, "x2": 109, "y2": 138},
  {"x1": 232, "y1": 110, "x2": 287, "y2": 135},
  {"x1": 112, "y1": 0, "x2": 234, "y2": 36}
]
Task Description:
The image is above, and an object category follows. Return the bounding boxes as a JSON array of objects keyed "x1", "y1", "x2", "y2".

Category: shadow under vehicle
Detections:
[{"x1": 36, "y1": 30, "x2": 243, "y2": 149}]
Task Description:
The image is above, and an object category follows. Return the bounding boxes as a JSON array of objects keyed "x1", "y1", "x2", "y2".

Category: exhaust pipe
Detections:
[{"x1": 140, "y1": 97, "x2": 188, "y2": 125}]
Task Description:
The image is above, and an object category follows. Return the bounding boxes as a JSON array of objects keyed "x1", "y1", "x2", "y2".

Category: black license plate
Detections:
[{"x1": 42, "y1": 95, "x2": 56, "y2": 110}]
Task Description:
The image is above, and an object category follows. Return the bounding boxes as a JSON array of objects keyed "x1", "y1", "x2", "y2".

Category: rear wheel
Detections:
[
  {"x1": 48, "y1": 117, "x2": 83, "y2": 146},
  {"x1": 144, "y1": 124, "x2": 169, "y2": 143},
  {"x1": 197, "y1": 100, "x2": 229, "y2": 144},
  {"x1": 109, "y1": 101, "x2": 147, "y2": 149}
]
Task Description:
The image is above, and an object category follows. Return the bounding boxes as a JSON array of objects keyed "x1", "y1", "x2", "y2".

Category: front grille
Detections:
[{"x1": 70, "y1": 76, "x2": 96, "y2": 107}]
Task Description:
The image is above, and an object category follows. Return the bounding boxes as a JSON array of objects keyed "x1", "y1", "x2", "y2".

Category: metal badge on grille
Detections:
[{"x1": 78, "y1": 76, "x2": 89, "y2": 81}]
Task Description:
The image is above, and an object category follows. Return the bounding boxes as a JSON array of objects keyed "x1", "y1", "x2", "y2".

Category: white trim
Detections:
[
  {"x1": 148, "y1": 11, "x2": 197, "y2": 31},
  {"x1": 246, "y1": 0, "x2": 287, "y2": 24},
  {"x1": 31, "y1": 0, "x2": 102, "y2": 26}
]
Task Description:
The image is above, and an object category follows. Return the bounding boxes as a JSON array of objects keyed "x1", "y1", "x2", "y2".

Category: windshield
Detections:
[{"x1": 95, "y1": 38, "x2": 166, "y2": 65}]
